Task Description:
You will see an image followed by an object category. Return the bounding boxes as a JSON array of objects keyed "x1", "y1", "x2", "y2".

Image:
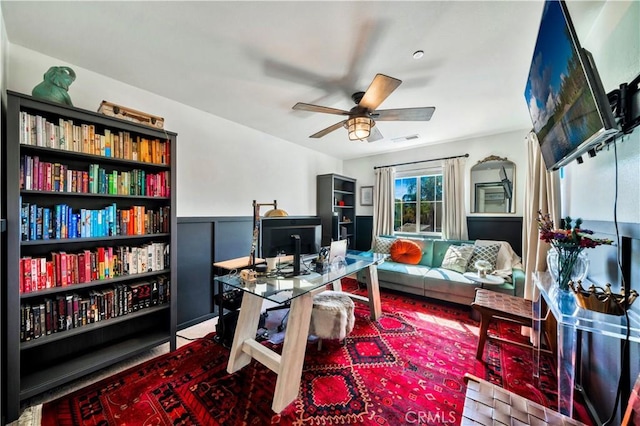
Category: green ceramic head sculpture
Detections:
[{"x1": 32, "y1": 66, "x2": 76, "y2": 106}]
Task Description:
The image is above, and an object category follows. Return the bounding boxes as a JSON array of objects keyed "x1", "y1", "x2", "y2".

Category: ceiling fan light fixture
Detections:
[{"x1": 347, "y1": 117, "x2": 373, "y2": 140}]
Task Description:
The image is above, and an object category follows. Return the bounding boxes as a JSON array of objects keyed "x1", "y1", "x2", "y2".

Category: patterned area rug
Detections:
[{"x1": 41, "y1": 280, "x2": 584, "y2": 425}]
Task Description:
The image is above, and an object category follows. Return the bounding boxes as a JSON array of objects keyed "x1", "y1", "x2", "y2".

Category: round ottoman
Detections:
[{"x1": 309, "y1": 291, "x2": 355, "y2": 349}]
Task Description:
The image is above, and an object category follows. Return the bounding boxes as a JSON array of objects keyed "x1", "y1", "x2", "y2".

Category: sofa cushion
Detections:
[
  {"x1": 374, "y1": 262, "x2": 430, "y2": 293},
  {"x1": 390, "y1": 239, "x2": 423, "y2": 264},
  {"x1": 440, "y1": 244, "x2": 475, "y2": 273},
  {"x1": 373, "y1": 235, "x2": 396, "y2": 254},
  {"x1": 466, "y1": 243, "x2": 501, "y2": 272}
]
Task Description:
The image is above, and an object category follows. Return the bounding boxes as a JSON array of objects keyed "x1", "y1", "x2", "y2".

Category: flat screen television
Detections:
[
  {"x1": 260, "y1": 217, "x2": 322, "y2": 275},
  {"x1": 524, "y1": 0, "x2": 619, "y2": 170}
]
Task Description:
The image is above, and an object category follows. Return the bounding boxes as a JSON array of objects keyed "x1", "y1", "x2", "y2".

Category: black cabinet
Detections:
[
  {"x1": 2, "y1": 91, "x2": 177, "y2": 422},
  {"x1": 317, "y1": 174, "x2": 356, "y2": 249}
]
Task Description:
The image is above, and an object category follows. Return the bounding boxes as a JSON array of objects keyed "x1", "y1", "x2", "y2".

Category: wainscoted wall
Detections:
[
  {"x1": 176, "y1": 217, "x2": 253, "y2": 329},
  {"x1": 578, "y1": 221, "x2": 639, "y2": 423},
  {"x1": 355, "y1": 216, "x2": 373, "y2": 251},
  {"x1": 467, "y1": 216, "x2": 523, "y2": 256}
]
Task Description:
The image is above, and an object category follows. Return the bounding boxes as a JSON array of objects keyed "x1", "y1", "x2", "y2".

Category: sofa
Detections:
[{"x1": 356, "y1": 235, "x2": 525, "y2": 306}]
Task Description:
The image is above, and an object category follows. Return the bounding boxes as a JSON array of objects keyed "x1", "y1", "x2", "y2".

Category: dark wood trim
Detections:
[{"x1": 466, "y1": 216, "x2": 523, "y2": 256}]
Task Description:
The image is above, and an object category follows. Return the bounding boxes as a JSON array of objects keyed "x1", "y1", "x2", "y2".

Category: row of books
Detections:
[
  {"x1": 20, "y1": 277, "x2": 170, "y2": 342},
  {"x1": 20, "y1": 200, "x2": 170, "y2": 241},
  {"x1": 19, "y1": 242, "x2": 169, "y2": 293},
  {"x1": 21, "y1": 155, "x2": 170, "y2": 197},
  {"x1": 19, "y1": 111, "x2": 170, "y2": 165}
]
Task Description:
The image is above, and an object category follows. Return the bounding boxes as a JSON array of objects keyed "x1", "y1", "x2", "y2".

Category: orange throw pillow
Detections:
[{"x1": 389, "y1": 239, "x2": 423, "y2": 264}]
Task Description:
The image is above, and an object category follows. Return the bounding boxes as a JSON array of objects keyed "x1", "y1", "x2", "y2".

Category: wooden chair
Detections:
[{"x1": 471, "y1": 288, "x2": 536, "y2": 360}]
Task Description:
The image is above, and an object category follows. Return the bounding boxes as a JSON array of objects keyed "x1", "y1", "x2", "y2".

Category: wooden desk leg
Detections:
[
  {"x1": 272, "y1": 292, "x2": 314, "y2": 412},
  {"x1": 363, "y1": 264, "x2": 382, "y2": 320},
  {"x1": 227, "y1": 292, "x2": 264, "y2": 374},
  {"x1": 331, "y1": 279, "x2": 342, "y2": 291}
]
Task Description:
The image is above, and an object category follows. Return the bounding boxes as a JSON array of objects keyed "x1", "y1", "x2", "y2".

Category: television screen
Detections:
[{"x1": 524, "y1": 0, "x2": 618, "y2": 170}]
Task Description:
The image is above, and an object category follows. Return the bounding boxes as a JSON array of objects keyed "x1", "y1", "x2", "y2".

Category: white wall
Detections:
[
  {"x1": 6, "y1": 45, "x2": 343, "y2": 217},
  {"x1": 0, "y1": 3, "x2": 7, "y2": 99},
  {"x1": 344, "y1": 128, "x2": 529, "y2": 216},
  {"x1": 561, "y1": 1, "x2": 639, "y2": 224}
]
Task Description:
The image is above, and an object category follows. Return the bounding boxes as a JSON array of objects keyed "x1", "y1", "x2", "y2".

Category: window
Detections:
[{"x1": 394, "y1": 172, "x2": 443, "y2": 235}]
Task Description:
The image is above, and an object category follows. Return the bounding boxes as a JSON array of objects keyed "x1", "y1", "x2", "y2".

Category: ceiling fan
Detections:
[{"x1": 292, "y1": 74, "x2": 435, "y2": 142}]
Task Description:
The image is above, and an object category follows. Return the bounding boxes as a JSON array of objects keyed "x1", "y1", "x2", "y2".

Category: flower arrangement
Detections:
[{"x1": 537, "y1": 211, "x2": 613, "y2": 290}]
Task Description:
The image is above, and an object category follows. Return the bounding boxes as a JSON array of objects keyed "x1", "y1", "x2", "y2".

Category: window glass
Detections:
[{"x1": 394, "y1": 172, "x2": 443, "y2": 235}]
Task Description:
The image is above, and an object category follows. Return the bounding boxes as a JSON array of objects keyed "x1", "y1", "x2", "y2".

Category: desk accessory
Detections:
[{"x1": 570, "y1": 281, "x2": 638, "y2": 315}]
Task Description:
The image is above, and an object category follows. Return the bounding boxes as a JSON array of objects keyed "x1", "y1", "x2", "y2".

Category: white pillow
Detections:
[{"x1": 440, "y1": 244, "x2": 474, "y2": 273}]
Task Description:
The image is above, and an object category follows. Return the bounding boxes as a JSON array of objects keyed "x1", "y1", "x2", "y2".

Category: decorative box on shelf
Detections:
[
  {"x1": 570, "y1": 281, "x2": 638, "y2": 316},
  {"x1": 98, "y1": 100, "x2": 165, "y2": 129}
]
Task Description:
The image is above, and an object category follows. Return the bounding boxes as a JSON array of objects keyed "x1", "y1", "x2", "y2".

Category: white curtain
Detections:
[
  {"x1": 523, "y1": 131, "x2": 561, "y2": 301},
  {"x1": 372, "y1": 167, "x2": 395, "y2": 244},
  {"x1": 442, "y1": 157, "x2": 468, "y2": 240}
]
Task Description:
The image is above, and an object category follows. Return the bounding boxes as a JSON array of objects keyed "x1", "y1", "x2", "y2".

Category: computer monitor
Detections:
[{"x1": 260, "y1": 217, "x2": 322, "y2": 276}]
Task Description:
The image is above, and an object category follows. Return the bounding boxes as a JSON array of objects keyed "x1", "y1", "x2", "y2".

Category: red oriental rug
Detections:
[{"x1": 41, "y1": 279, "x2": 590, "y2": 425}]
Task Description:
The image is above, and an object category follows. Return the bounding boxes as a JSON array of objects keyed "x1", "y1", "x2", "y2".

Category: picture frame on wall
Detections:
[{"x1": 360, "y1": 186, "x2": 373, "y2": 206}]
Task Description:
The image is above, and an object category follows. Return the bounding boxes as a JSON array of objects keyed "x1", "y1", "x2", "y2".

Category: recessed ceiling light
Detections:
[{"x1": 413, "y1": 50, "x2": 424, "y2": 60}]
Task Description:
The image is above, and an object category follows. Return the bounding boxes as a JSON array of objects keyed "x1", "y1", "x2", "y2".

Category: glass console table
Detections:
[
  {"x1": 532, "y1": 271, "x2": 640, "y2": 416},
  {"x1": 214, "y1": 252, "x2": 387, "y2": 413}
]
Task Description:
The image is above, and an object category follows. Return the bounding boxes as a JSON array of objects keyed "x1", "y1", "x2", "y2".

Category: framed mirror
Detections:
[{"x1": 471, "y1": 156, "x2": 515, "y2": 214}]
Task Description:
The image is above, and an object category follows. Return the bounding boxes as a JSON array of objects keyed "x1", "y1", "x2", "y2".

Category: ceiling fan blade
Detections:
[
  {"x1": 366, "y1": 125, "x2": 384, "y2": 143},
  {"x1": 293, "y1": 102, "x2": 350, "y2": 116},
  {"x1": 371, "y1": 107, "x2": 436, "y2": 121},
  {"x1": 358, "y1": 74, "x2": 402, "y2": 111},
  {"x1": 310, "y1": 120, "x2": 347, "y2": 138}
]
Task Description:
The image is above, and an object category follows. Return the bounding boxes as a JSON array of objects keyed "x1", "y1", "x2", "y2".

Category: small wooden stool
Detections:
[
  {"x1": 471, "y1": 288, "x2": 533, "y2": 360},
  {"x1": 309, "y1": 291, "x2": 355, "y2": 350}
]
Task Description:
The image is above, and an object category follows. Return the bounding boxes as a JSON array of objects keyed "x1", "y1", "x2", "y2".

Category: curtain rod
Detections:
[{"x1": 373, "y1": 153, "x2": 469, "y2": 170}]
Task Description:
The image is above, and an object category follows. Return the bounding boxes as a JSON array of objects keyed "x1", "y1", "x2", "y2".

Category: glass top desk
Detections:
[
  {"x1": 532, "y1": 271, "x2": 640, "y2": 417},
  {"x1": 215, "y1": 252, "x2": 387, "y2": 413}
]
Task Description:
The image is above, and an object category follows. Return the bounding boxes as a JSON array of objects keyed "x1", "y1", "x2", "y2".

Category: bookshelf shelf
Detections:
[
  {"x1": 317, "y1": 173, "x2": 357, "y2": 249},
  {"x1": 20, "y1": 233, "x2": 170, "y2": 246},
  {"x1": 20, "y1": 190, "x2": 170, "y2": 200},
  {"x1": 20, "y1": 144, "x2": 171, "y2": 170},
  {"x1": 20, "y1": 269, "x2": 171, "y2": 300},
  {"x1": 20, "y1": 304, "x2": 170, "y2": 349},
  {"x1": 3, "y1": 91, "x2": 178, "y2": 422},
  {"x1": 19, "y1": 329, "x2": 170, "y2": 400}
]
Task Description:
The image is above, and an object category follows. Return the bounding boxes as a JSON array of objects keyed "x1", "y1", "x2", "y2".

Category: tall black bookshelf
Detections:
[
  {"x1": 2, "y1": 91, "x2": 177, "y2": 422},
  {"x1": 316, "y1": 173, "x2": 357, "y2": 249}
]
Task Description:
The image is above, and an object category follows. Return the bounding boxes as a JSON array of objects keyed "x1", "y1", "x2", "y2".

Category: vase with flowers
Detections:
[{"x1": 537, "y1": 211, "x2": 613, "y2": 314}]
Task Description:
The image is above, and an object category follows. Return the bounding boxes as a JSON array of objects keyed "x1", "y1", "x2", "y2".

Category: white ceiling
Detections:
[{"x1": 1, "y1": 1, "x2": 605, "y2": 160}]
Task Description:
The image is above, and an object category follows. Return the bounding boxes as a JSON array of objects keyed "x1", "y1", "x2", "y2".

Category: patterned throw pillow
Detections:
[
  {"x1": 373, "y1": 235, "x2": 396, "y2": 254},
  {"x1": 466, "y1": 244, "x2": 501, "y2": 272},
  {"x1": 390, "y1": 239, "x2": 423, "y2": 264},
  {"x1": 440, "y1": 244, "x2": 475, "y2": 273}
]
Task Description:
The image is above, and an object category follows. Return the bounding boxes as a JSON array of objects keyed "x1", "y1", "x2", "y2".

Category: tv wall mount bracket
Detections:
[{"x1": 608, "y1": 72, "x2": 640, "y2": 135}]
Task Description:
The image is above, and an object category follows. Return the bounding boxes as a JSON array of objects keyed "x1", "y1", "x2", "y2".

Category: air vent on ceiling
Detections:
[{"x1": 391, "y1": 134, "x2": 420, "y2": 143}]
